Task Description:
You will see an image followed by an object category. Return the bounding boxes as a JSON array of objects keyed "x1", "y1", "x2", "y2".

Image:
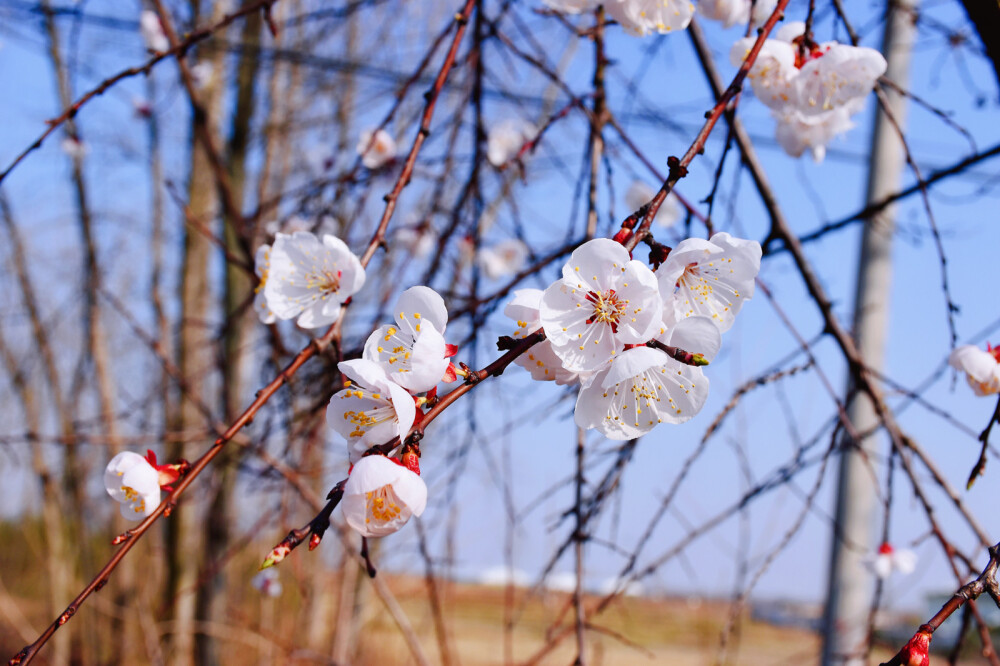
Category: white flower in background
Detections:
[
  {"x1": 139, "y1": 10, "x2": 169, "y2": 52},
  {"x1": 729, "y1": 35, "x2": 797, "y2": 110},
  {"x1": 261, "y1": 231, "x2": 365, "y2": 329},
  {"x1": 363, "y1": 286, "x2": 451, "y2": 394},
  {"x1": 104, "y1": 451, "x2": 161, "y2": 521},
  {"x1": 606, "y1": 0, "x2": 695, "y2": 36},
  {"x1": 774, "y1": 105, "x2": 855, "y2": 163},
  {"x1": 505, "y1": 289, "x2": 584, "y2": 385},
  {"x1": 357, "y1": 128, "x2": 397, "y2": 169},
  {"x1": 60, "y1": 136, "x2": 88, "y2": 160},
  {"x1": 697, "y1": 0, "x2": 775, "y2": 29},
  {"x1": 625, "y1": 180, "x2": 682, "y2": 229},
  {"x1": 540, "y1": 238, "x2": 663, "y2": 373},
  {"x1": 190, "y1": 62, "x2": 214, "y2": 89},
  {"x1": 575, "y1": 316, "x2": 719, "y2": 439},
  {"x1": 253, "y1": 244, "x2": 276, "y2": 324},
  {"x1": 251, "y1": 568, "x2": 283, "y2": 598},
  {"x1": 132, "y1": 96, "x2": 153, "y2": 118},
  {"x1": 868, "y1": 543, "x2": 917, "y2": 579},
  {"x1": 341, "y1": 454, "x2": 427, "y2": 537},
  {"x1": 949, "y1": 344, "x2": 1000, "y2": 397},
  {"x1": 541, "y1": 0, "x2": 599, "y2": 12},
  {"x1": 395, "y1": 222, "x2": 437, "y2": 258},
  {"x1": 478, "y1": 239, "x2": 530, "y2": 280},
  {"x1": 487, "y1": 118, "x2": 537, "y2": 167},
  {"x1": 327, "y1": 359, "x2": 417, "y2": 463},
  {"x1": 477, "y1": 566, "x2": 530, "y2": 587},
  {"x1": 657, "y1": 232, "x2": 760, "y2": 333}
]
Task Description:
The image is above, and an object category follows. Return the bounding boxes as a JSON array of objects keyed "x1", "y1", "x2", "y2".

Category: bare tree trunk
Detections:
[
  {"x1": 166, "y1": 4, "x2": 229, "y2": 662},
  {"x1": 821, "y1": 2, "x2": 918, "y2": 664}
]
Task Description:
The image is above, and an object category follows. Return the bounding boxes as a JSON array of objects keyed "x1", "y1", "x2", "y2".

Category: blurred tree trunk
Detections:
[
  {"x1": 167, "y1": 3, "x2": 229, "y2": 663},
  {"x1": 194, "y1": 3, "x2": 262, "y2": 663},
  {"x1": 959, "y1": 0, "x2": 1000, "y2": 99}
]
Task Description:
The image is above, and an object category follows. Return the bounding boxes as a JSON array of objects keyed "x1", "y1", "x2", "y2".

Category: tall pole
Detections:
[{"x1": 822, "y1": 1, "x2": 918, "y2": 664}]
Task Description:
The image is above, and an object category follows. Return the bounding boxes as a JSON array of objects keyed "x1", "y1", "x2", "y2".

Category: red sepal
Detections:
[
  {"x1": 442, "y1": 362, "x2": 458, "y2": 383},
  {"x1": 612, "y1": 228, "x2": 632, "y2": 246},
  {"x1": 445, "y1": 344, "x2": 458, "y2": 358}
]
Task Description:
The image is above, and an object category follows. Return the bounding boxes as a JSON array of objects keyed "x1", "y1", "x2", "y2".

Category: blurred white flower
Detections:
[
  {"x1": 341, "y1": 454, "x2": 427, "y2": 537},
  {"x1": 477, "y1": 239, "x2": 529, "y2": 280},
  {"x1": 949, "y1": 344, "x2": 1000, "y2": 397},
  {"x1": 327, "y1": 359, "x2": 417, "y2": 463},
  {"x1": 868, "y1": 543, "x2": 917, "y2": 579},
  {"x1": 487, "y1": 119, "x2": 536, "y2": 167},
  {"x1": 357, "y1": 128, "x2": 397, "y2": 169},
  {"x1": 657, "y1": 232, "x2": 761, "y2": 333},
  {"x1": 363, "y1": 286, "x2": 451, "y2": 393},
  {"x1": 541, "y1": 0, "x2": 599, "y2": 13},
  {"x1": 624, "y1": 180, "x2": 681, "y2": 228},
  {"x1": 606, "y1": 0, "x2": 695, "y2": 36},
  {"x1": 189, "y1": 62, "x2": 214, "y2": 89},
  {"x1": 395, "y1": 225, "x2": 437, "y2": 258},
  {"x1": 773, "y1": 105, "x2": 855, "y2": 163},
  {"x1": 540, "y1": 238, "x2": 662, "y2": 373},
  {"x1": 139, "y1": 10, "x2": 169, "y2": 52},
  {"x1": 253, "y1": 244, "x2": 276, "y2": 324},
  {"x1": 60, "y1": 136, "x2": 88, "y2": 160},
  {"x1": 477, "y1": 566, "x2": 530, "y2": 587},
  {"x1": 251, "y1": 568, "x2": 283, "y2": 597},
  {"x1": 697, "y1": 0, "x2": 776, "y2": 29},
  {"x1": 260, "y1": 231, "x2": 366, "y2": 329},
  {"x1": 104, "y1": 451, "x2": 161, "y2": 521},
  {"x1": 544, "y1": 571, "x2": 579, "y2": 593}
]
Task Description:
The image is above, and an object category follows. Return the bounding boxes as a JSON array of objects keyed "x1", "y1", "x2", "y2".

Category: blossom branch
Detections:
[{"x1": 966, "y1": 395, "x2": 1000, "y2": 489}]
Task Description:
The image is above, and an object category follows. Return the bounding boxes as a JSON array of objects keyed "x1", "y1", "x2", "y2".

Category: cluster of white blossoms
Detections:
[
  {"x1": 507, "y1": 234, "x2": 760, "y2": 440},
  {"x1": 731, "y1": 22, "x2": 888, "y2": 162},
  {"x1": 949, "y1": 343, "x2": 1000, "y2": 397}
]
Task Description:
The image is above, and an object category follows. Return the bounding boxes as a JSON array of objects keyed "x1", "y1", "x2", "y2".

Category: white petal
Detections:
[
  {"x1": 395, "y1": 286, "x2": 448, "y2": 335},
  {"x1": 393, "y1": 327, "x2": 449, "y2": 393},
  {"x1": 339, "y1": 359, "x2": 392, "y2": 394},
  {"x1": 388, "y1": 380, "x2": 416, "y2": 443},
  {"x1": 892, "y1": 549, "x2": 917, "y2": 575},
  {"x1": 560, "y1": 238, "x2": 631, "y2": 293},
  {"x1": 949, "y1": 346, "x2": 997, "y2": 384},
  {"x1": 603, "y1": 347, "x2": 668, "y2": 387},
  {"x1": 612, "y1": 261, "x2": 663, "y2": 343},
  {"x1": 104, "y1": 451, "x2": 148, "y2": 500},
  {"x1": 504, "y1": 289, "x2": 543, "y2": 331},
  {"x1": 665, "y1": 316, "x2": 722, "y2": 362}
]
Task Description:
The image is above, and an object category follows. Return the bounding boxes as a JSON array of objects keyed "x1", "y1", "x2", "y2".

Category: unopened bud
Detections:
[
  {"x1": 260, "y1": 542, "x2": 291, "y2": 570},
  {"x1": 612, "y1": 228, "x2": 632, "y2": 245},
  {"x1": 899, "y1": 628, "x2": 932, "y2": 666},
  {"x1": 308, "y1": 533, "x2": 322, "y2": 551}
]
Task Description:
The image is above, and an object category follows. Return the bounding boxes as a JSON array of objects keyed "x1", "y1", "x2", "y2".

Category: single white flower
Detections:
[
  {"x1": 773, "y1": 105, "x2": 855, "y2": 163},
  {"x1": 487, "y1": 119, "x2": 537, "y2": 167},
  {"x1": 949, "y1": 344, "x2": 1000, "y2": 397},
  {"x1": 104, "y1": 451, "x2": 161, "y2": 521},
  {"x1": 624, "y1": 181, "x2": 682, "y2": 228},
  {"x1": 363, "y1": 286, "x2": 451, "y2": 394},
  {"x1": 60, "y1": 136, "x2": 88, "y2": 160},
  {"x1": 606, "y1": 0, "x2": 695, "y2": 36},
  {"x1": 575, "y1": 316, "x2": 719, "y2": 439},
  {"x1": 341, "y1": 454, "x2": 427, "y2": 537},
  {"x1": 478, "y1": 239, "x2": 530, "y2": 280},
  {"x1": 261, "y1": 231, "x2": 365, "y2": 329},
  {"x1": 868, "y1": 543, "x2": 917, "y2": 579},
  {"x1": 251, "y1": 568, "x2": 283, "y2": 597},
  {"x1": 139, "y1": 10, "x2": 169, "y2": 52},
  {"x1": 540, "y1": 238, "x2": 663, "y2": 373},
  {"x1": 190, "y1": 62, "x2": 214, "y2": 89},
  {"x1": 657, "y1": 232, "x2": 760, "y2": 333},
  {"x1": 327, "y1": 359, "x2": 417, "y2": 463},
  {"x1": 542, "y1": 0, "x2": 599, "y2": 12},
  {"x1": 357, "y1": 128, "x2": 397, "y2": 169},
  {"x1": 505, "y1": 289, "x2": 585, "y2": 385}
]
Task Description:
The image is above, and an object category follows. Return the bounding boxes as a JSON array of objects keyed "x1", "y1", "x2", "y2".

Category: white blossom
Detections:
[
  {"x1": 605, "y1": 0, "x2": 695, "y2": 36},
  {"x1": 341, "y1": 454, "x2": 427, "y2": 537},
  {"x1": 357, "y1": 128, "x2": 397, "y2": 169},
  {"x1": 363, "y1": 286, "x2": 451, "y2": 394},
  {"x1": 478, "y1": 239, "x2": 530, "y2": 280},
  {"x1": 505, "y1": 289, "x2": 584, "y2": 385},
  {"x1": 60, "y1": 137, "x2": 88, "y2": 160},
  {"x1": 327, "y1": 359, "x2": 417, "y2": 463},
  {"x1": 487, "y1": 119, "x2": 537, "y2": 167},
  {"x1": 773, "y1": 105, "x2": 855, "y2": 163},
  {"x1": 260, "y1": 231, "x2": 366, "y2": 329},
  {"x1": 395, "y1": 225, "x2": 437, "y2": 258},
  {"x1": 541, "y1": 0, "x2": 599, "y2": 12},
  {"x1": 540, "y1": 238, "x2": 663, "y2": 373},
  {"x1": 251, "y1": 568, "x2": 283, "y2": 597},
  {"x1": 868, "y1": 543, "x2": 917, "y2": 579},
  {"x1": 625, "y1": 180, "x2": 682, "y2": 228},
  {"x1": 104, "y1": 451, "x2": 161, "y2": 521},
  {"x1": 139, "y1": 10, "x2": 169, "y2": 52},
  {"x1": 657, "y1": 232, "x2": 760, "y2": 332},
  {"x1": 575, "y1": 316, "x2": 718, "y2": 439},
  {"x1": 949, "y1": 344, "x2": 1000, "y2": 397},
  {"x1": 697, "y1": 0, "x2": 775, "y2": 29}
]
